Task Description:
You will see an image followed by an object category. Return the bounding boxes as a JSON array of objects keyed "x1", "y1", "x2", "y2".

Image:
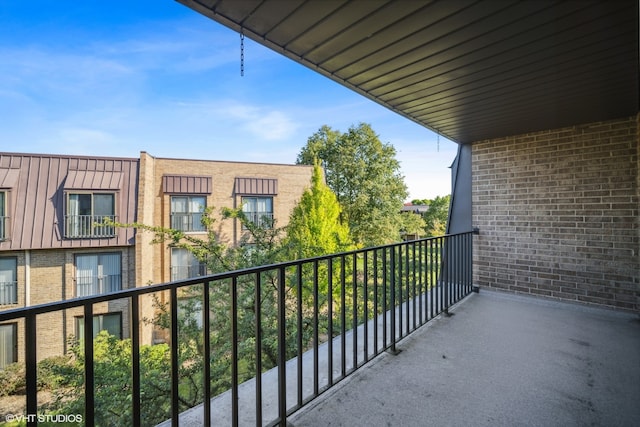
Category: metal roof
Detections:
[{"x1": 177, "y1": 0, "x2": 639, "y2": 144}]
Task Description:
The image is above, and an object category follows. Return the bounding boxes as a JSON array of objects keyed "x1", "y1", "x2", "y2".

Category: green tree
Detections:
[
  {"x1": 411, "y1": 195, "x2": 450, "y2": 237},
  {"x1": 283, "y1": 162, "x2": 354, "y2": 259},
  {"x1": 297, "y1": 123, "x2": 408, "y2": 247}
]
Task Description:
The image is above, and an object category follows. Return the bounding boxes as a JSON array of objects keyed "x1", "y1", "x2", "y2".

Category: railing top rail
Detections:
[{"x1": 0, "y1": 231, "x2": 474, "y2": 322}]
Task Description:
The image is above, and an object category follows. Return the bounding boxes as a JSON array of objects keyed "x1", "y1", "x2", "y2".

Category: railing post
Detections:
[
  {"x1": 277, "y1": 267, "x2": 287, "y2": 425},
  {"x1": 25, "y1": 313, "x2": 37, "y2": 427},
  {"x1": 388, "y1": 246, "x2": 400, "y2": 355}
]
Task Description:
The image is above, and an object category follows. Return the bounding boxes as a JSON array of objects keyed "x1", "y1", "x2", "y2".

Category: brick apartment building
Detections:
[{"x1": 0, "y1": 151, "x2": 313, "y2": 367}]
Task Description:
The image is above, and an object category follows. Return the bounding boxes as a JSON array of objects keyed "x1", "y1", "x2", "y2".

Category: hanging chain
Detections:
[{"x1": 240, "y1": 29, "x2": 245, "y2": 77}]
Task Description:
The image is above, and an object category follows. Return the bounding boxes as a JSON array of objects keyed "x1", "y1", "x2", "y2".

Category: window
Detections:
[
  {"x1": 0, "y1": 323, "x2": 17, "y2": 369},
  {"x1": 171, "y1": 248, "x2": 207, "y2": 281},
  {"x1": 0, "y1": 257, "x2": 17, "y2": 305},
  {"x1": 170, "y1": 196, "x2": 206, "y2": 232},
  {"x1": 66, "y1": 193, "x2": 115, "y2": 238},
  {"x1": 76, "y1": 312, "x2": 122, "y2": 340},
  {"x1": 242, "y1": 196, "x2": 274, "y2": 229},
  {"x1": 0, "y1": 191, "x2": 6, "y2": 241},
  {"x1": 75, "y1": 253, "x2": 121, "y2": 297}
]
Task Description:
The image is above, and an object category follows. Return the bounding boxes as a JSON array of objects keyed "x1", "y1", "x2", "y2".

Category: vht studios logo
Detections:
[{"x1": 5, "y1": 414, "x2": 83, "y2": 424}]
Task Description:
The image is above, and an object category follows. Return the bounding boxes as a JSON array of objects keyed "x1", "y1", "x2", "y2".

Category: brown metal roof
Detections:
[
  {"x1": 64, "y1": 170, "x2": 123, "y2": 190},
  {"x1": 234, "y1": 177, "x2": 278, "y2": 195},
  {"x1": 177, "y1": 0, "x2": 639, "y2": 144},
  {"x1": 162, "y1": 175, "x2": 213, "y2": 194},
  {"x1": 0, "y1": 153, "x2": 139, "y2": 250}
]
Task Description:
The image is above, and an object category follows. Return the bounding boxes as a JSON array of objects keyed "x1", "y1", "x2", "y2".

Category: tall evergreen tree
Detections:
[{"x1": 283, "y1": 162, "x2": 353, "y2": 259}]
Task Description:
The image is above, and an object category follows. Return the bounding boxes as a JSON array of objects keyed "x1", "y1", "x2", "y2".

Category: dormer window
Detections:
[{"x1": 65, "y1": 193, "x2": 115, "y2": 238}]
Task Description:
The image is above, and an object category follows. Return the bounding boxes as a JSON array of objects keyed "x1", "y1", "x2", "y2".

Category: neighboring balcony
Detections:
[
  {"x1": 64, "y1": 215, "x2": 116, "y2": 238},
  {"x1": 0, "y1": 280, "x2": 17, "y2": 305},
  {"x1": 0, "y1": 215, "x2": 6, "y2": 241},
  {"x1": 170, "y1": 213, "x2": 205, "y2": 232},
  {"x1": 75, "y1": 274, "x2": 122, "y2": 297},
  {"x1": 243, "y1": 212, "x2": 274, "y2": 229}
]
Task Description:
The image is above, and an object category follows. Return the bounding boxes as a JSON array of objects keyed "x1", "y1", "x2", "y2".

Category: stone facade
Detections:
[{"x1": 472, "y1": 115, "x2": 639, "y2": 311}]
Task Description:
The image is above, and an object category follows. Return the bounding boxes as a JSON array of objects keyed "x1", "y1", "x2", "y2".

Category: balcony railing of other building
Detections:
[
  {"x1": 0, "y1": 281, "x2": 17, "y2": 305},
  {"x1": 0, "y1": 232, "x2": 473, "y2": 427},
  {"x1": 0, "y1": 215, "x2": 6, "y2": 241},
  {"x1": 170, "y1": 265, "x2": 208, "y2": 282},
  {"x1": 170, "y1": 213, "x2": 205, "y2": 232},
  {"x1": 64, "y1": 215, "x2": 116, "y2": 238},
  {"x1": 75, "y1": 274, "x2": 122, "y2": 297},
  {"x1": 242, "y1": 212, "x2": 274, "y2": 229}
]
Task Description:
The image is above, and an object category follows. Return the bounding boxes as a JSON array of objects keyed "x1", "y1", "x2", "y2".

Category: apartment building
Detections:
[
  {"x1": 0, "y1": 151, "x2": 314, "y2": 366},
  {"x1": 0, "y1": 152, "x2": 138, "y2": 366},
  {"x1": 135, "y1": 152, "x2": 315, "y2": 344}
]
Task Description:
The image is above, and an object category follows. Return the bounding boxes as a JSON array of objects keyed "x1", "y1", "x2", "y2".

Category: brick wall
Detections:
[{"x1": 472, "y1": 116, "x2": 639, "y2": 311}]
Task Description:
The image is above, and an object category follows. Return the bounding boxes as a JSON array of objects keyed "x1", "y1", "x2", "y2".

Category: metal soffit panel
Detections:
[{"x1": 178, "y1": 0, "x2": 639, "y2": 144}]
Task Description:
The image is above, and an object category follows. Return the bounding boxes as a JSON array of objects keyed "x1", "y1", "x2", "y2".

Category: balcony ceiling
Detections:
[{"x1": 177, "y1": 0, "x2": 639, "y2": 144}]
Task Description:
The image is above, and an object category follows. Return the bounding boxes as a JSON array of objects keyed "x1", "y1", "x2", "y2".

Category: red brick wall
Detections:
[{"x1": 472, "y1": 116, "x2": 639, "y2": 311}]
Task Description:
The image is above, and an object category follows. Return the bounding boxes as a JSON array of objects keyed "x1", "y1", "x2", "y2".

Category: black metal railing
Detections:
[{"x1": 0, "y1": 232, "x2": 473, "y2": 427}]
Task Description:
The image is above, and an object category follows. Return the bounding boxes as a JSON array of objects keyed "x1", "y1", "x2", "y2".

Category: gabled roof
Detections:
[{"x1": 178, "y1": 0, "x2": 639, "y2": 144}]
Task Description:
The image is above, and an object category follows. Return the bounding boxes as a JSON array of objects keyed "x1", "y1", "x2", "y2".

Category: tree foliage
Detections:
[
  {"x1": 283, "y1": 162, "x2": 354, "y2": 259},
  {"x1": 296, "y1": 123, "x2": 408, "y2": 247},
  {"x1": 411, "y1": 195, "x2": 451, "y2": 237}
]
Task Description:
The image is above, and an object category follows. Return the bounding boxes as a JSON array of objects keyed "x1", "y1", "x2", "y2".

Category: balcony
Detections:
[
  {"x1": 0, "y1": 215, "x2": 6, "y2": 241},
  {"x1": 0, "y1": 231, "x2": 638, "y2": 426},
  {"x1": 64, "y1": 215, "x2": 116, "y2": 238},
  {"x1": 0, "y1": 281, "x2": 17, "y2": 305}
]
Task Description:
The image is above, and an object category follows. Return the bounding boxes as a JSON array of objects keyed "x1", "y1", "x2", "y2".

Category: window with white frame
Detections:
[
  {"x1": 75, "y1": 253, "x2": 121, "y2": 297},
  {"x1": 241, "y1": 196, "x2": 274, "y2": 229},
  {"x1": 76, "y1": 312, "x2": 122, "y2": 340},
  {"x1": 66, "y1": 193, "x2": 115, "y2": 238},
  {"x1": 0, "y1": 257, "x2": 17, "y2": 305},
  {"x1": 170, "y1": 196, "x2": 206, "y2": 232},
  {"x1": 170, "y1": 248, "x2": 207, "y2": 281},
  {"x1": 0, "y1": 323, "x2": 17, "y2": 369}
]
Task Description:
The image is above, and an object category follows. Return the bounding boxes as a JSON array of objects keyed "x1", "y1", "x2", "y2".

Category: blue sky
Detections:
[{"x1": 0, "y1": 1, "x2": 457, "y2": 200}]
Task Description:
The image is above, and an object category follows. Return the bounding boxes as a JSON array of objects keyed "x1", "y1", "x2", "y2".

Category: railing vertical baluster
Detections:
[
  {"x1": 313, "y1": 260, "x2": 319, "y2": 396},
  {"x1": 277, "y1": 267, "x2": 287, "y2": 425},
  {"x1": 390, "y1": 247, "x2": 397, "y2": 353},
  {"x1": 363, "y1": 250, "x2": 369, "y2": 363},
  {"x1": 373, "y1": 249, "x2": 379, "y2": 356},
  {"x1": 327, "y1": 258, "x2": 333, "y2": 386},
  {"x1": 445, "y1": 236, "x2": 451, "y2": 314},
  {"x1": 297, "y1": 265, "x2": 304, "y2": 408},
  {"x1": 170, "y1": 288, "x2": 179, "y2": 427},
  {"x1": 25, "y1": 313, "x2": 37, "y2": 427},
  {"x1": 412, "y1": 242, "x2": 417, "y2": 330},
  {"x1": 397, "y1": 245, "x2": 403, "y2": 340},
  {"x1": 382, "y1": 247, "x2": 387, "y2": 350},
  {"x1": 418, "y1": 240, "x2": 424, "y2": 325},
  {"x1": 202, "y1": 282, "x2": 211, "y2": 427},
  {"x1": 131, "y1": 295, "x2": 141, "y2": 427},
  {"x1": 340, "y1": 255, "x2": 346, "y2": 377},
  {"x1": 255, "y1": 273, "x2": 263, "y2": 426},
  {"x1": 352, "y1": 253, "x2": 358, "y2": 370},
  {"x1": 231, "y1": 277, "x2": 239, "y2": 427},
  {"x1": 84, "y1": 303, "x2": 95, "y2": 427}
]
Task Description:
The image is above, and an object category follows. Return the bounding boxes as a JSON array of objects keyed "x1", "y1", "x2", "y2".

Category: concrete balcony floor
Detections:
[{"x1": 290, "y1": 290, "x2": 640, "y2": 427}]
